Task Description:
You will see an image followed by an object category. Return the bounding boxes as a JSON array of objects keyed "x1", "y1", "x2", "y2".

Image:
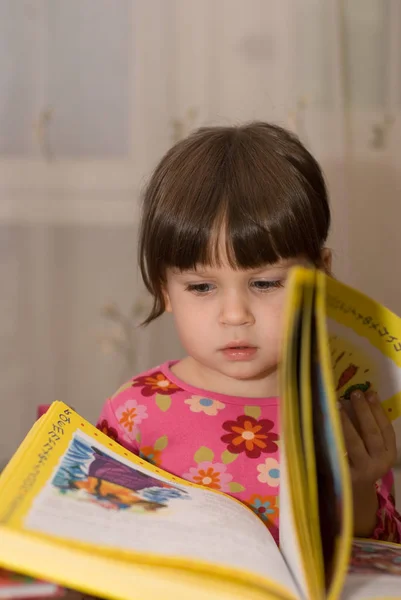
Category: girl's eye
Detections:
[
  {"x1": 251, "y1": 280, "x2": 284, "y2": 292},
  {"x1": 186, "y1": 283, "x2": 214, "y2": 294}
]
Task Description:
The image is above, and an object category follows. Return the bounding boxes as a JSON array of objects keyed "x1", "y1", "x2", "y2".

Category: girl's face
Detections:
[{"x1": 163, "y1": 249, "x2": 331, "y2": 397}]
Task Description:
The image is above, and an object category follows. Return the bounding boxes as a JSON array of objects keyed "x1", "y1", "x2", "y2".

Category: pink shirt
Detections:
[{"x1": 97, "y1": 361, "x2": 401, "y2": 545}]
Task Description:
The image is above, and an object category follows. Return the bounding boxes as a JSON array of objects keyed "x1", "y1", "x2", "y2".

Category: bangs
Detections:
[
  {"x1": 162, "y1": 192, "x2": 324, "y2": 273},
  {"x1": 149, "y1": 137, "x2": 328, "y2": 272}
]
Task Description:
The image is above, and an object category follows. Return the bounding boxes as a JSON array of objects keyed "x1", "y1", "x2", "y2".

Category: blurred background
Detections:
[{"x1": 1, "y1": 0, "x2": 401, "y2": 469}]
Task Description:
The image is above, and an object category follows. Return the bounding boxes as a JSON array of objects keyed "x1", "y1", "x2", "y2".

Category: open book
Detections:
[{"x1": 0, "y1": 267, "x2": 401, "y2": 600}]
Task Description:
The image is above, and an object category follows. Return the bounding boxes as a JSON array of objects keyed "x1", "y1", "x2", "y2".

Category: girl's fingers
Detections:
[
  {"x1": 340, "y1": 406, "x2": 369, "y2": 468},
  {"x1": 364, "y1": 390, "x2": 397, "y2": 460},
  {"x1": 349, "y1": 390, "x2": 386, "y2": 457}
]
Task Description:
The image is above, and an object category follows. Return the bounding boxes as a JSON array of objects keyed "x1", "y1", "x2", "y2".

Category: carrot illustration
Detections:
[{"x1": 336, "y1": 363, "x2": 358, "y2": 391}]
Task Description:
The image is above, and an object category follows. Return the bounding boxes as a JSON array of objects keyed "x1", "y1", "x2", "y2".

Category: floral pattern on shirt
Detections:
[
  {"x1": 139, "y1": 435, "x2": 168, "y2": 466},
  {"x1": 248, "y1": 494, "x2": 279, "y2": 526},
  {"x1": 257, "y1": 457, "x2": 280, "y2": 487},
  {"x1": 140, "y1": 446, "x2": 163, "y2": 466},
  {"x1": 221, "y1": 415, "x2": 279, "y2": 458},
  {"x1": 96, "y1": 418, "x2": 119, "y2": 442},
  {"x1": 133, "y1": 372, "x2": 182, "y2": 396},
  {"x1": 184, "y1": 461, "x2": 233, "y2": 492},
  {"x1": 115, "y1": 399, "x2": 148, "y2": 439},
  {"x1": 184, "y1": 395, "x2": 225, "y2": 416}
]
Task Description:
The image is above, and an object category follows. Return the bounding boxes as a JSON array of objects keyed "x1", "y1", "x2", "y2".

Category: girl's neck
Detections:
[{"x1": 170, "y1": 356, "x2": 279, "y2": 399}]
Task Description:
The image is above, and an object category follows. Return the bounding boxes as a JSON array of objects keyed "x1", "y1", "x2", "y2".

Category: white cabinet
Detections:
[{"x1": 0, "y1": 0, "x2": 175, "y2": 224}]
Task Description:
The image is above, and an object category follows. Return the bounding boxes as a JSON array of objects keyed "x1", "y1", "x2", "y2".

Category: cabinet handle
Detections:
[{"x1": 35, "y1": 107, "x2": 54, "y2": 161}]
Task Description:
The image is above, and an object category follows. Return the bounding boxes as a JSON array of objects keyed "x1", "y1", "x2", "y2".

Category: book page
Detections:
[
  {"x1": 299, "y1": 282, "x2": 325, "y2": 588},
  {"x1": 324, "y1": 274, "x2": 401, "y2": 450},
  {"x1": 278, "y1": 446, "x2": 309, "y2": 599},
  {"x1": 341, "y1": 539, "x2": 401, "y2": 599},
  {"x1": 19, "y1": 430, "x2": 299, "y2": 598},
  {"x1": 310, "y1": 344, "x2": 343, "y2": 583},
  {"x1": 314, "y1": 272, "x2": 354, "y2": 599},
  {"x1": 280, "y1": 269, "x2": 321, "y2": 599}
]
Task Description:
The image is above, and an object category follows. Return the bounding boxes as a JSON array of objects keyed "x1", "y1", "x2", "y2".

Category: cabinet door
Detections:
[
  {"x1": 0, "y1": 0, "x2": 42, "y2": 156},
  {"x1": 45, "y1": 0, "x2": 132, "y2": 159},
  {"x1": 0, "y1": 0, "x2": 174, "y2": 203},
  {"x1": 0, "y1": 0, "x2": 133, "y2": 160}
]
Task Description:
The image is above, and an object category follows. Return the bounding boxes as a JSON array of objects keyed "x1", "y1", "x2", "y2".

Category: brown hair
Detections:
[{"x1": 139, "y1": 121, "x2": 330, "y2": 324}]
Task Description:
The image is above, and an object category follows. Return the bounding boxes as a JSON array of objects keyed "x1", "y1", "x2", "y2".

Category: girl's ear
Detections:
[
  {"x1": 321, "y1": 248, "x2": 332, "y2": 275},
  {"x1": 162, "y1": 286, "x2": 172, "y2": 313}
]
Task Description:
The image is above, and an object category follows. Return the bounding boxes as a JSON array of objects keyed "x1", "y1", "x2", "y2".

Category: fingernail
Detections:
[
  {"x1": 351, "y1": 390, "x2": 363, "y2": 401},
  {"x1": 366, "y1": 391, "x2": 377, "y2": 403},
  {"x1": 337, "y1": 401, "x2": 342, "y2": 410}
]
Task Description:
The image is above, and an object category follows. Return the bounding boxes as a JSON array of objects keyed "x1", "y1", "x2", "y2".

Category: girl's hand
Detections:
[
  {"x1": 339, "y1": 389, "x2": 397, "y2": 537},
  {"x1": 340, "y1": 389, "x2": 396, "y2": 486}
]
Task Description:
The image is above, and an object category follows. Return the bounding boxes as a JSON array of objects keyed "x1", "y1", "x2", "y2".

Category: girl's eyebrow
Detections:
[
  {"x1": 171, "y1": 269, "x2": 209, "y2": 277},
  {"x1": 182, "y1": 270, "x2": 210, "y2": 276}
]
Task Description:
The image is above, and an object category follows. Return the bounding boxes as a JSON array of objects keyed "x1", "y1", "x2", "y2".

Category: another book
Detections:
[{"x1": 0, "y1": 568, "x2": 62, "y2": 599}]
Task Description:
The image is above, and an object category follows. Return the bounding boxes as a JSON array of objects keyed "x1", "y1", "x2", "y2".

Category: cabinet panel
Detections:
[
  {"x1": 46, "y1": 0, "x2": 132, "y2": 158},
  {"x1": 0, "y1": 0, "x2": 41, "y2": 155}
]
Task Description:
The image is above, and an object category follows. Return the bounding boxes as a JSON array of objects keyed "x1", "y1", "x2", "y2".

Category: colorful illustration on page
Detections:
[
  {"x1": 329, "y1": 334, "x2": 376, "y2": 401},
  {"x1": 51, "y1": 434, "x2": 189, "y2": 513},
  {"x1": 349, "y1": 540, "x2": 401, "y2": 575}
]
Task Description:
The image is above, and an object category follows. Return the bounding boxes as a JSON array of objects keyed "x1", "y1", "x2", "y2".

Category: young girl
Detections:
[{"x1": 97, "y1": 122, "x2": 401, "y2": 545}]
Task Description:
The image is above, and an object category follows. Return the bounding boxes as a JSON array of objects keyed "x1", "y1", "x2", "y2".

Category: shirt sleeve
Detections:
[
  {"x1": 372, "y1": 470, "x2": 401, "y2": 543},
  {"x1": 96, "y1": 392, "x2": 140, "y2": 455}
]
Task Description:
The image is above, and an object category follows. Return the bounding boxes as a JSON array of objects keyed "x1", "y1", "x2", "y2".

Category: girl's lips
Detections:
[
  {"x1": 221, "y1": 346, "x2": 257, "y2": 360},
  {"x1": 222, "y1": 341, "x2": 255, "y2": 349}
]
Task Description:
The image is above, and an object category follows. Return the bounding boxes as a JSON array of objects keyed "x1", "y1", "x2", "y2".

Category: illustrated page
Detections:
[{"x1": 22, "y1": 431, "x2": 299, "y2": 597}]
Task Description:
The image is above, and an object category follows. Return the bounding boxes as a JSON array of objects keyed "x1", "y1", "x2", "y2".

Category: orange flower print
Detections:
[
  {"x1": 115, "y1": 400, "x2": 148, "y2": 439},
  {"x1": 133, "y1": 372, "x2": 182, "y2": 397},
  {"x1": 221, "y1": 415, "x2": 278, "y2": 459},
  {"x1": 140, "y1": 446, "x2": 162, "y2": 466},
  {"x1": 248, "y1": 494, "x2": 279, "y2": 525},
  {"x1": 184, "y1": 461, "x2": 233, "y2": 492}
]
